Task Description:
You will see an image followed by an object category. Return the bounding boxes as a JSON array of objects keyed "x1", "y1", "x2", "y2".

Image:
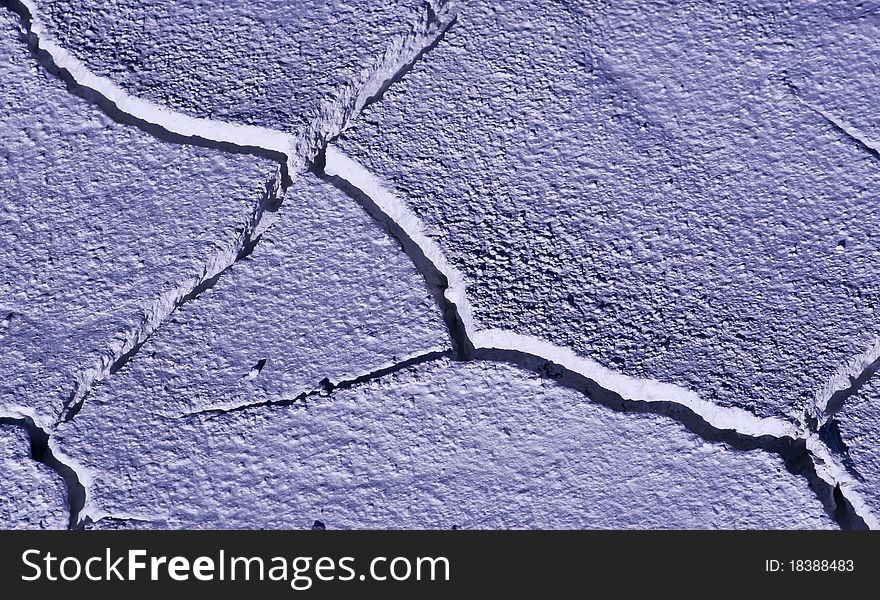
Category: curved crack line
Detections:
[
  {"x1": 316, "y1": 164, "x2": 474, "y2": 359},
  {"x1": 471, "y1": 347, "x2": 868, "y2": 530},
  {"x1": 312, "y1": 144, "x2": 878, "y2": 530},
  {"x1": 2, "y1": 0, "x2": 295, "y2": 171},
  {"x1": 3, "y1": 0, "x2": 462, "y2": 175},
  {"x1": 1, "y1": 0, "x2": 462, "y2": 427},
  {"x1": 4, "y1": 0, "x2": 872, "y2": 530},
  {"x1": 1, "y1": 412, "x2": 90, "y2": 530},
  {"x1": 319, "y1": 146, "x2": 478, "y2": 354},
  {"x1": 797, "y1": 338, "x2": 880, "y2": 483}
]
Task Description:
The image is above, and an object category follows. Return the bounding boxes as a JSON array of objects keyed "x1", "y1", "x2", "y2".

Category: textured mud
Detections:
[{"x1": 2, "y1": 0, "x2": 879, "y2": 529}]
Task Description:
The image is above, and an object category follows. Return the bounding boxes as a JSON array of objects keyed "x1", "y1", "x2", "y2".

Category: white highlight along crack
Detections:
[
  {"x1": 318, "y1": 146, "x2": 879, "y2": 531},
  {"x1": 1, "y1": 0, "x2": 462, "y2": 427},
  {"x1": 2, "y1": 0, "x2": 877, "y2": 530},
  {"x1": 1, "y1": 0, "x2": 461, "y2": 528},
  {"x1": 807, "y1": 338, "x2": 880, "y2": 428}
]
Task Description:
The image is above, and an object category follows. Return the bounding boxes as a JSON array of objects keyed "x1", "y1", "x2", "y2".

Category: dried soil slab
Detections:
[{"x1": 40, "y1": 0, "x2": 426, "y2": 130}]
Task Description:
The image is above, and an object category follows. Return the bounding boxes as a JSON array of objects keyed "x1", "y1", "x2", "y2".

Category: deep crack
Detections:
[
  {"x1": 317, "y1": 144, "x2": 879, "y2": 530},
  {"x1": 2, "y1": 0, "x2": 874, "y2": 531},
  {"x1": 315, "y1": 154, "x2": 474, "y2": 359},
  {"x1": 1, "y1": 0, "x2": 294, "y2": 174},
  {"x1": 472, "y1": 347, "x2": 869, "y2": 530},
  {"x1": 59, "y1": 171, "x2": 285, "y2": 424},
  {"x1": 0, "y1": 416, "x2": 88, "y2": 529}
]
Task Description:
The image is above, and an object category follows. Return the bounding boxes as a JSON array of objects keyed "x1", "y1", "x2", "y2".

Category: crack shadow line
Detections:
[{"x1": 1, "y1": 415, "x2": 88, "y2": 529}]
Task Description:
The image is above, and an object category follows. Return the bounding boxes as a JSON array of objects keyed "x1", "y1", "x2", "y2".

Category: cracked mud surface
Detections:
[
  {"x1": 2, "y1": 0, "x2": 880, "y2": 530},
  {"x1": 0, "y1": 9, "x2": 274, "y2": 424}
]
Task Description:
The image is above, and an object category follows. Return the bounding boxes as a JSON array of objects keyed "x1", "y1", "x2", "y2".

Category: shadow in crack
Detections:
[
  {"x1": 474, "y1": 347, "x2": 870, "y2": 530},
  {"x1": 2, "y1": 0, "x2": 291, "y2": 181},
  {"x1": 313, "y1": 156, "x2": 474, "y2": 360},
  {"x1": 0, "y1": 416, "x2": 86, "y2": 529}
]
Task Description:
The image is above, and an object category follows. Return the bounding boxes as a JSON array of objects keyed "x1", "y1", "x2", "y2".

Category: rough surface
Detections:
[
  {"x1": 835, "y1": 378, "x2": 880, "y2": 514},
  {"x1": 0, "y1": 10, "x2": 273, "y2": 423},
  {"x1": 3, "y1": 0, "x2": 880, "y2": 530},
  {"x1": 57, "y1": 359, "x2": 834, "y2": 529},
  {"x1": 41, "y1": 0, "x2": 423, "y2": 131},
  {"x1": 0, "y1": 425, "x2": 67, "y2": 529},
  {"x1": 337, "y1": 0, "x2": 880, "y2": 422},
  {"x1": 67, "y1": 172, "x2": 446, "y2": 419}
]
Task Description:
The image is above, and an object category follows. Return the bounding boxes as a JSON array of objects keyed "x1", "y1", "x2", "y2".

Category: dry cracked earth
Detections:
[{"x1": 2, "y1": 0, "x2": 880, "y2": 530}]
